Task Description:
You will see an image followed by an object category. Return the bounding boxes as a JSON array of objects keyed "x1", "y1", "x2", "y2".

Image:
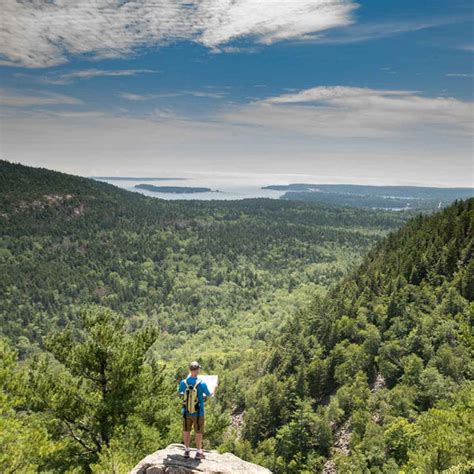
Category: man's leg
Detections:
[
  {"x1": 195, "y1": 432, "x2": 202, "y2": 450},
  {"x1": 183, "y1": 430, "x2": 191, "y2": 449},
  {"x1": 183, "y1": 417, "x2": 191, "y2": 457},
  {"x1": 194, "y1": 417, "x2": 206, "y2": 459}
]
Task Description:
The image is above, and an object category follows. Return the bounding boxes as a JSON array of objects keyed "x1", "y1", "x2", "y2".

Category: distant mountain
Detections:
[{"x1": 263, "y1": 183, "x2": 474, "y2": 210}]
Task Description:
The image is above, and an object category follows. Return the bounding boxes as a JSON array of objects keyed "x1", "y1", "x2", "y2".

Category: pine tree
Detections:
[{"x1": 19, "y1": 306, "x2": 167, "y2": 469}]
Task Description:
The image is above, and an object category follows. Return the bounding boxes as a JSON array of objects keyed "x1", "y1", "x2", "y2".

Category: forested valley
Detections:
[{"x1": 1, "y1": 160, "x2": 472, "y2": 473}]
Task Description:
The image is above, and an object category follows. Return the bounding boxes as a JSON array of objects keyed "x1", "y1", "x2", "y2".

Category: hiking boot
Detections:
[
  {"x1": 184, "y1": 450, "x2": 190, "y2": 459},
  {"x1": 195, "y1": 451, "x2": 206, "y2": 460}
]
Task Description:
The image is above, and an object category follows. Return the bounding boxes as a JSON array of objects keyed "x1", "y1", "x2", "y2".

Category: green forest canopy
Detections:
[{"x1": 1, "y1": 160, "x2": 472, "y2": 473}]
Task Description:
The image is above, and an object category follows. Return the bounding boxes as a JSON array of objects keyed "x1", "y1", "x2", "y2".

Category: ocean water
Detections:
[{"x1": 93, "y1": 176, "x2": 285, "y2": 201}]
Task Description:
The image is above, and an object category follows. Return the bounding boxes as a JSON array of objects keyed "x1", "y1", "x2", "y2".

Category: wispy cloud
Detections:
[
  {"x1": 118, "y1": 93, "x2": 153, "y2": 102},
  {"x1": 118, "y1": 90, "x2": 226, "y2": 101},
  {"x1": 197, "y1": 1, "x2": 357, "y2": 47},
  {"x1": 186, "y1": 91, "x2": 227, "y2": 99},
  {"x1": 1, "y1": 0, "x2": 357, "y2": 68},
  {"x1": 223, "y1": 86, "x2": 473, "y2": 138},
  {"x1": 0, "y1": 89, "x2": 82, "y2": 107},
  {"x1": 446, "y1": 73, "x2": 474, "y2": 78},
  {"x1": 300, "y1": 17, "x2": 463, "y2": 45},
  {"x1": 37, "y1": 68, "x2": 159, "y2": 85}
]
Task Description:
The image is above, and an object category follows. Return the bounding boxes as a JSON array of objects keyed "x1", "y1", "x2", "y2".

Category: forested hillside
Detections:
[
  {"x1": 231, "y1": 198, "x2": 474, "y2": 472},
  {"x1": 1, "y1": 161, "x2": 472, "y2": 473},
  {"x1": 1, "y1": 160, "x2": 406, "y2": 359}
]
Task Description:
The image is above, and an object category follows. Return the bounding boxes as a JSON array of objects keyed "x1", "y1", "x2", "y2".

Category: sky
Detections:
[{"x1": 0, "y1": 0, "x2": 473, "y2": 187}]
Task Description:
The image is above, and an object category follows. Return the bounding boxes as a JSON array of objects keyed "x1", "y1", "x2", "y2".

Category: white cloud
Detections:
[
  {"x1": 118, "y1": 90, "x2": 226, "y2": 101},
  {"x1": 187, "y1": 91, "x2": 227, "y2": 99},
  {"x1": 195, "y1": 0, "x2": 356, "y2": 47},
  {"x1": 446, "y1": 73, "x2": 474, "y2": 78},
  {"x1": 0, "y1": 89, "x2": 82, "y2": 107},
  {"x1": 223, "y1": 86, "x2": 474, "y2": 138},
  {"x1": 303, "y1": 17, "x2": 461, "y2": 45},
  {"x1": 39, "y1": 69, "x2": 159, "y2": 85},
  {"x1": 119, "y1": 92, "x2": 152, "y2": 102},
  {"x1": 1, "y1": 0, "x2": 357, "y2": 68}
]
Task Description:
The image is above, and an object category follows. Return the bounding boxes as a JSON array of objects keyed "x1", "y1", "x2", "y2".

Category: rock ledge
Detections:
[{"x1": 130, "y1": 444, "x2": 271, "y2": 474}]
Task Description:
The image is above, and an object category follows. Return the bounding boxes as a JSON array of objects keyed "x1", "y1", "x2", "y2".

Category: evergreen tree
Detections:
[{"x1": 16, "y1": 307, "x2": 174, "y2": 470}]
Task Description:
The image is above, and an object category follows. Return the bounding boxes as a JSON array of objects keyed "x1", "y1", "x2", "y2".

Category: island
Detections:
[{"x1": 134, "y1": 184, "x2": 216, "y2": 194}]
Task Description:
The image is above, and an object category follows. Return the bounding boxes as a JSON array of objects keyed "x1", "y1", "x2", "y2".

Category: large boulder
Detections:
[{"x1": 130, "y1": 444, "x2": 272, "y2": 474}]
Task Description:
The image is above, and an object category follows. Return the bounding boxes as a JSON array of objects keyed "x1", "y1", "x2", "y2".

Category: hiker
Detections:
[{"x1": 178, "y1": 361, "x2": 215, "y2": 460}]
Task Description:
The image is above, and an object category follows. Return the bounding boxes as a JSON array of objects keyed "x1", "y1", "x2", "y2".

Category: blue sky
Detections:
[{"x1": 1, "y1": 0, "x2": 473, "y2": 186}]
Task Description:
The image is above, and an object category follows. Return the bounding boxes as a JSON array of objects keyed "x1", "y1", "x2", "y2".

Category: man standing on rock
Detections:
[{"x1": 178, "y1": 361, "x2": 214, "y2": 460}]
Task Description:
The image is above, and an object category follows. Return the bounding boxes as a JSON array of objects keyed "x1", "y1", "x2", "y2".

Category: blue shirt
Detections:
[{"x1": 178, "y1": 376, "x2": 211, "y2": 417}]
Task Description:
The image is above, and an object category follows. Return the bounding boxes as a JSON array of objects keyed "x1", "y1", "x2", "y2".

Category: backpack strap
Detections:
[
  {"x1": 196, "y1": 380, "x2": 201, "y2": 430},
  {"x1": 183, "y1": 379, "x2": 190, "y2": 417}
]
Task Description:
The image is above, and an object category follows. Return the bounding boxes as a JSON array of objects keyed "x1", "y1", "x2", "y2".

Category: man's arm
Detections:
[
  {"x1": 202, "y1": 382, "x2": 212, "y2": 398},
  {"x1": 178, "y1": 380, "x2": 185, "y2": 396}
]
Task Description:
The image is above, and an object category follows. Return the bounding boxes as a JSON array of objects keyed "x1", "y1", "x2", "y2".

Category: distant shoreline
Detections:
[
  {"x1": 262, "y1": 183, "x2": 474, "y2": 192},
  {"x1": 261, "y1": 183, "x2": 474, "y2": 211}
]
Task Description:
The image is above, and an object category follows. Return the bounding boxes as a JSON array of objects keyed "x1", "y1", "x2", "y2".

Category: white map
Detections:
[{"x1": 195, "y1": 375, "x2": 218, "y2": 395}]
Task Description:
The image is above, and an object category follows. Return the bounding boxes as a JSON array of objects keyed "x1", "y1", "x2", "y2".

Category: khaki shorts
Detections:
[{"x1": 183, "y1": 415, "x2": 205, "y2": 434}]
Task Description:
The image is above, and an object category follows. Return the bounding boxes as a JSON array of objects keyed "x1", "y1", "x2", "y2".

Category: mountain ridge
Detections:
[{"x1": 235, "y1": 198, "x2": 473, "y2": 471}]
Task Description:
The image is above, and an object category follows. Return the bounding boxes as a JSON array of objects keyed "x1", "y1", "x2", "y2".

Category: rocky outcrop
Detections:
[
  {"x1": 230, "y1": 409, "x2": 245, "y2": 438},
  {"x1": 323, "y1": 373, "x2": 387, "y2": 473},
  {"x1": 130, "y1": 444, "x2": 271, "y2": 474}
]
